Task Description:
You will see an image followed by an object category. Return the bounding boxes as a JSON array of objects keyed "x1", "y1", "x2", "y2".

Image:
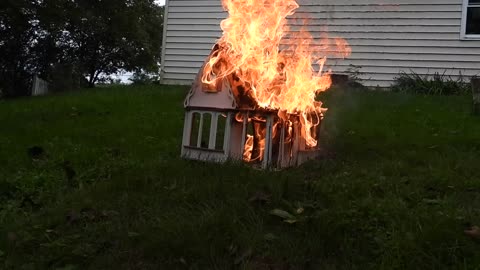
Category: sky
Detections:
[{"x1": 154, "y1": 0, "x2": 165, "y2": 5}]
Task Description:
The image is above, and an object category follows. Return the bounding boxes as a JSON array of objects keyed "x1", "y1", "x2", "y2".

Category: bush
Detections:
[
  {"x1": 392, "y1": 70, "x2": 472, "y2": 95},
  {"x1": 330, "y1": 65, "x2": 368, "y2": 91},
  {"x1": 129, "y1": 70, "x2": 160, "y2": 85}
]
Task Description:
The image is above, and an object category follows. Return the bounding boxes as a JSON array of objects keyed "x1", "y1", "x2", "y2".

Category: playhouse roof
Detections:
[{"x1": 184, "y1": 69, "x2": 238, "y2": 110}]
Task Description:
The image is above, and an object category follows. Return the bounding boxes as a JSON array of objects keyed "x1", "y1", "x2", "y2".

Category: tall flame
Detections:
[{"x1": 202, "y1": 0, "x2": 351, "y2": 148}]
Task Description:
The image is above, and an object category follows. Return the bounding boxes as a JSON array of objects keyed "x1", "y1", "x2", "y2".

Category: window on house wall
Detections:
[{"x1": 462, "y1": 0, "x2": 480, "y2": 38}]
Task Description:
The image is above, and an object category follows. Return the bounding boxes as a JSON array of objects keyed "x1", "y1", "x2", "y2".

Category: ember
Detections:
[{"x1": 181, "y1": 0, "x2": 351, "y2": 168}]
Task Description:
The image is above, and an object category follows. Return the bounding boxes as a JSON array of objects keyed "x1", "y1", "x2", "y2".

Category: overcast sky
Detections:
[{"x1": 155, "y1": 0, "x2": 165, "y2": 5}]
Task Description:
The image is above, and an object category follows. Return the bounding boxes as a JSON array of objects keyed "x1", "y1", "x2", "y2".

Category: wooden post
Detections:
[
  {"x1": 262, "y1": 114, "x2": 273, "y2": 169},
  {"x1": 473, "y1": 78, "x2": 480, "y2": 115}
]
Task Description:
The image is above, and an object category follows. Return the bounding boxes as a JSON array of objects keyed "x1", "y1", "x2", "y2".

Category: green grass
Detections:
[{"x1": 1, "y1": 85, "x2": 480, "y2": 269}]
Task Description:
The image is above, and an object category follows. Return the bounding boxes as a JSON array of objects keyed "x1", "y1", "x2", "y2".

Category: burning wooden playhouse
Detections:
[
  {"x1": 182, "y1": 64, "x2": 324, "y2": 169},
  {"x1": 180, "y1": 0, "x2": 350, "y2": 169}
]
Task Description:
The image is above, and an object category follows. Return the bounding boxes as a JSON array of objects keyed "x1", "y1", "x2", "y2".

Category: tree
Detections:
[
  {"x1": 46, "y1": 0, "x2": 164, "y2": 87},
  {"x1": 0, "y1": 0, "x2": 164, "y2": 96},
  {"x1": 0, "y1": 0, "x2": 39, "y2": 97}
]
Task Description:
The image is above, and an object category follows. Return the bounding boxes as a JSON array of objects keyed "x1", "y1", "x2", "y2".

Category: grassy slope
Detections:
[{"x1": 0, "y1": 85, "x2": 479, "y2": 269}]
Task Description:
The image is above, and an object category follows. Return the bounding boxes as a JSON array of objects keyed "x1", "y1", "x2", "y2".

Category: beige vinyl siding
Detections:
[
  {"x1": 161, "y1": 0, "x2": 224, "y2": 85},
  {"x1": 161, "y1": 0, "x2": 480, "y2": 87}
]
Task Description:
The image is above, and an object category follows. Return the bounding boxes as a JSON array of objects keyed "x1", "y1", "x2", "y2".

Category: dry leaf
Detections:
[
  {"x1": 464, "y1": 226, "x2": 480, "y2": 240},
  {"x1": 249, "y1": 191, "x2": 271, "y2": 204}
]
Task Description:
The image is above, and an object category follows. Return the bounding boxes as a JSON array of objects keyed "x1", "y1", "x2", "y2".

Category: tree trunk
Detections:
[
  {"x1": 473, "y1": 78, "x2": 480, "y2": 115},
  {"x1": 88, "y1": 70, "x2": 96, "y2": 88}
]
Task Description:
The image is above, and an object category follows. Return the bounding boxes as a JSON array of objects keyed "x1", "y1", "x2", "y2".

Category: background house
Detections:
[{"x1": 161, "y1": 0, "x2": 480, "y2": 87}]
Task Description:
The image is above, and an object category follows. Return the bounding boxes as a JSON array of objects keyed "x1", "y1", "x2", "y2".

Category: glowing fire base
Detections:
[{"x1": 181, "y1": 72, "x2": 322, "y2": 169}]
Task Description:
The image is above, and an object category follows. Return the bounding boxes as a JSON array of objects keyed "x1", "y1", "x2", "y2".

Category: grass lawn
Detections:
[{"x1": 1, "y1": 85, "x2": 480, "y2": 269}]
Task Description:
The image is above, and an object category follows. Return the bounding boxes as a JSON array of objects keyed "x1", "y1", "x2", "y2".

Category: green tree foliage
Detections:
[
  {"x1": 0, "y1": 0, "x2": 39, "y2": 97},
  {"x1": 0, "y1": 0, "x2": 164, "y2": 96},
  {"x1": 47, "y1": 0, "x2": 164, "y2": 88},
  {"x1": 129, "y1": 70, "x2": 160, "y2": 85}
]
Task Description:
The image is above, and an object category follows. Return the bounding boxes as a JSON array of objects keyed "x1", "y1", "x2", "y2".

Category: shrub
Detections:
[
  {"x1": 128, "y1": 70, "x2": 160, "y2": 85},
  {"x1": 392, "y1": 70, "x2": 473, "y2": 95},
  {"x1": 331, "y1": 65, "x2": 368, "y2": 90}
]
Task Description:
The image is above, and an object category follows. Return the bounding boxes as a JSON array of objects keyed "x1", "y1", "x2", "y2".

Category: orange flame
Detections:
[
  {"x1": 243, "y1": 135, "x2": 254, "y2": 161},
  {"x1": 202, "y1": 0, "x2": 350, "y2": 149}
]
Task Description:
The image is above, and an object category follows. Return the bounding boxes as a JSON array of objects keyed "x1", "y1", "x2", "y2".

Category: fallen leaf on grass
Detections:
[
  {"x1": 249, "y1": 256, "x2": 290, "y2": 270},
  {"x1": 422, "y1": 198, "x2": 441, "y2": 205},
  {"x1": 80, "y1": 207, "x2": 98, "y2": 221},
  {"x1": 234, "y1": 248, "x2": 253, "y2": 265},
  {"x1": 269, "y1": 209, "x2": 295, "y2": 220},
  {"x1": 269, "y1": 209, "x2": 298, "y2": 224},
  {"x1": 249, "y1": 191, "x2": 271, "y2": 204},
  {"x1": 263, "y1": 233, "x2": 277, "y2": 241},
  {"x1": 67, "y1": 208, "x2": 118, "y2": 224},
  {"x1": 179, "y1": 257, "x2": 187, "y2": 265},
  {"x1": 128, "y1": 232, "x2": 140, "y2": 237},
  {"x1": 60, "y1": 161, "x2": 77, "y2": 188},
  {"x1": 7, "y1": 232, "x2": 17, "y2": 242},
  {"x1": 164, "y1": 182, "x2": 177, "y2": 191},
  {"x1": 101, "y1": 210, "x2": 119, "y2": 218},
  {"x1": 464, "y1": 226, "x2": 480, "y2": 240},
  {"x1": 55, "y1": 264, "x2": 77, "y2": 270},
  {"x1": 227, "y1": 243, "x2": 238, "y2": 256},
  {"x1": 27, "y1": 146, "x2": 45, "y2": 160},
  {"x1": 66, "y1": 210, "x2": 81, "y2": 224}
]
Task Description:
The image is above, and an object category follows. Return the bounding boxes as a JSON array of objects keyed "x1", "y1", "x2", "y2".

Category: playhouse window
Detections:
[
  {"x1": 215, "y1": 114, "x2": 227, "y2": 150},
  {"x1": 462, "y1": 0, "x2": 480, "y2": 39},
  {"x1": 188, "y1": 111, "x2": 227, "y2": 151},
  {"x1": 189, "y1": 112, "x2": 201, "y2": 147}
]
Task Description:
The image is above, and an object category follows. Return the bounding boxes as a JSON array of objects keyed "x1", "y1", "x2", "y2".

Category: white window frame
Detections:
[{"x1": 461, "y1": 0, "x2": 480, "y2": 39}]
